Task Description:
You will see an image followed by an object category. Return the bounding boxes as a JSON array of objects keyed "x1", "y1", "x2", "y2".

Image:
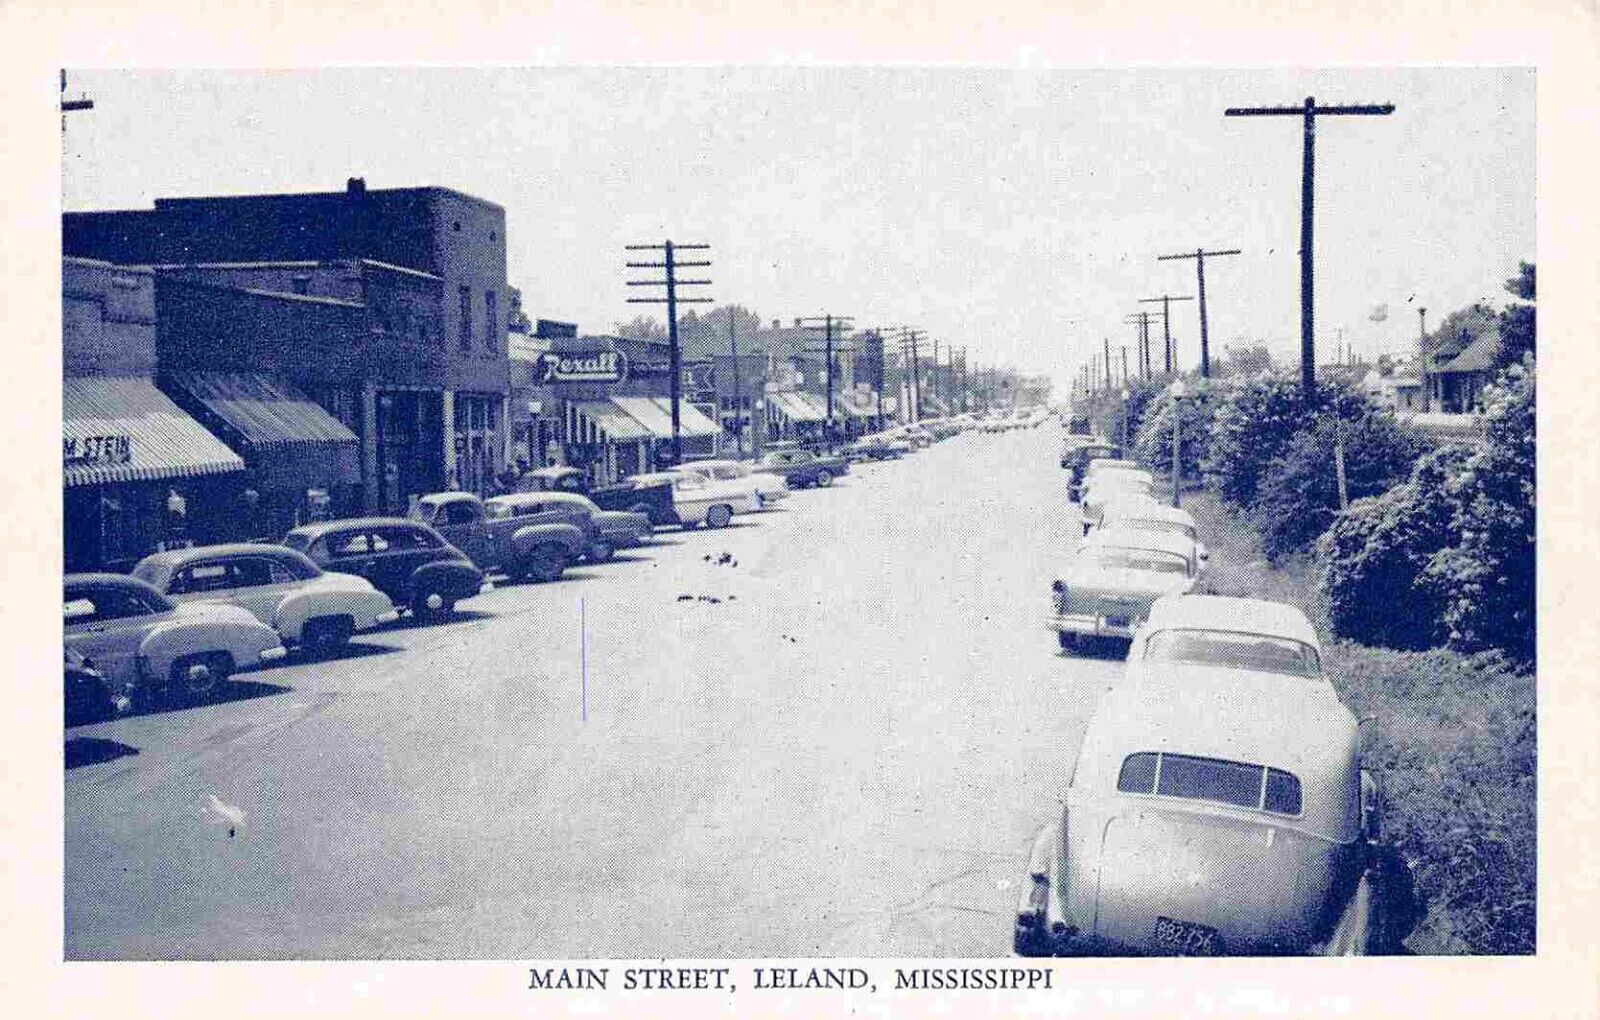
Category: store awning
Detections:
[
  {"x1": 837, "y1": 391, "x2": 878, "y2": 419},
  {"x1": 64, "y1": 376, "x2": 246, "y2": 488},
  {"x1": 162, "y1": 372, "x2": 359, "y2": 489},
  {"x1": 573, "y1": 399, "x2": 652, "y2": 441},
  {"x1": 768, "y1": 391, "x2": 827, "y2": 423},
  {"x1": 611, "y1": 396, "x2": 722, "y2": 439}
]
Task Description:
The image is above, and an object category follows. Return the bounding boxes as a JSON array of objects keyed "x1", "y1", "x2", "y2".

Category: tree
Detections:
[
  {"x1": 613, "y1": 315, "x2": 667, "y2": 342},
  {"x1": 1421, "y1": 303, "x2": 1498, "y2": 360},
  {"x1": 1132, "y1": 379, "x2": 1218, "y2": 478},
  {"x1": 1217, "y1": 342, "x2": 1275, "y2": 378},
  {"x1": 1505, "y1": 260, "x2": 1535, "y2": 302},
  {"x1": 1494, "y1": 261, "x2": 1535, "y2": 370}
]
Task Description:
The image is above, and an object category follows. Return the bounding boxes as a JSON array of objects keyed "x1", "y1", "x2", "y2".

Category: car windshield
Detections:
[
  {"x1": 1082, "y1": 549, "x2": 1191, "y2": 575},
  {"x1": 1117, "y1": 752, "x2": 1303, "y2": 816},
  {"x1": 1145, "y1": 628, "x2": 1322, "y2": 679},
  {"x1": 408, "y1": 502, "x2": 440, "y2": 524},
  {"x1": 1107, "y1": 519, "x2": 1196, "y2": 540},
  {"x1": 282, "y1": 532, "x2": 312, "y2": 552}
]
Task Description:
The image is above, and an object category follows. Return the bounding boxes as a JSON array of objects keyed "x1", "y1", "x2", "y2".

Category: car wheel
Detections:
[
  {"x1": 706, "y1": 504, "x2": 733, "y2": 529},
  {"x1": 171, "y1": 651, "x2": 233, "y2": 702},
  {"x1": 587, "y1": 539, "x2": 615, "y2": 563},
  {"x1": 526, "y1": 544, "x2": 568, "y2": 583},
  {"x1": 411, "y1": 584, "x2": 456, "y2": 622},
  {"x1": 815, "y1": 469, "x2": 833, "y2": 487},
  {"x1": 302, "y1": 616, "x2": 354, "y2": 658}
]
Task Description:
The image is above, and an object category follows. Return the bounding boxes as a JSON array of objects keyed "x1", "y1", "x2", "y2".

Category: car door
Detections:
[
  {"x1": 321, "y1": 529, "x2": 383, "y2": 590},
  {"x1": 224, "y1": 555, "x2": 305, "y2": 624},
  {"x1": 165, "y1": 558, "x2": 243, "y2": 610},
  {"x1": 63, "y1": 584, "x2": 162, "y2": 690},
  {"x1": 369, "y1": 525, "x2": 429, "y2": 600},
  {"x1": 441, "y1": 499, "x2": 492, "y2": 567}
]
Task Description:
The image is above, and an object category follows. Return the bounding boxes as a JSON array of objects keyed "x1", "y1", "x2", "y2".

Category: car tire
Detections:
[
  {"x1": 815, "y1": 469, "x2": 833, "y2": 487},
  {"x1": 706, "y1": 504, "x2": 733, "y2": 529},
  {"x1": 587, "y1": 539, "x2": 615, "y2": 563},
  {"x1": 170, "y1": 651, "x2": 233, "y2": 702},
  {"x1": 411, "y1": 584, "x2": 456, "y2": 622},
  {"x1": 526, "y1": 544, "x2": 568, "y2": 583},
  {"x1": 301, "y1": 616, "x2": 354, "y2": 658}
]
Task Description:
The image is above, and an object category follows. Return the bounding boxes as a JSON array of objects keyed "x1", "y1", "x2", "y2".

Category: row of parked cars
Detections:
[
  {"x1": 66, "y1": 431, "x2": 1013, "y2": 724},
  {"x1": 1017, "y1": 430, "x2": 1415, "y2": 957}
]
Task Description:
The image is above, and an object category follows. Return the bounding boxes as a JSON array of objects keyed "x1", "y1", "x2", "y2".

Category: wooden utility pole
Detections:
[
  {"x1": 1102, "y1": 337, "x2": 1112, "y2": 389},
  {"x1": 800, "y1": 315, "x2": 855, "y2": 450},
  {"x1": 626, "y1": 241, "x2": 712, "y2": 464},
  {"x1": 1157, "y1": 248, "x2": 1241, "y2": 378},
  {"x1": 60, "y1": 70, "x2": 94, "y2": 134},
  {"x1": 1225, "y1": 96, "x2": 1396, "y2": 400},
  {"x1": 728, "y1": 312, "x2": 743, "y2": 455},
  {"x1": 1140, "y1": 295, "x2": 1194, "y2": 375}
]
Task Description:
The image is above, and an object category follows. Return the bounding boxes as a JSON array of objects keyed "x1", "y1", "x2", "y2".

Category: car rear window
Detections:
[
  {"x1": 1144, "y1": 629, "x2": 1322, "y2": 679},
  {"x1": 1117, "y1": 752, "x2": 1303, "y2": 816},
  {"x1": 1083, "y1": 549, "x2": 1192, "y2": 575}
]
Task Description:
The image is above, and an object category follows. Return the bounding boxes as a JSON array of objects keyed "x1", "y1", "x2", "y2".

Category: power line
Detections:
[
  {"x1": 1138, "y1": 294, "x2": 1194, "y2": 374},
  {"x1": 1157, "y1": 247, "x2": 1241, "y2": 378},
  {"x1": 1225, "y1": 96, "x2": 1396, "y2": 399},
  {"x1": 625, "y1": 240, "x2": 712, "y2": 464},
  {"x1": 799, "y1": 315, "x2": 856, "y2": 449}
]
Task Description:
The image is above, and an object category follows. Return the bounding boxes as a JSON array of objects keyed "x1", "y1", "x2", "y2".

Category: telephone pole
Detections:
[
  {"x1": 1139, "y1": 294, "x2": 1194, "y2": 375},
  {"x1": 1225, "y1": 96, "x2": 1395, "y2": 399},
  {"x1": 626, "y1": 240, "x2": 712, "y2": 464},
  {"x1": 1157, "y1": 247, "x2": 1241, "y2": 378},
  {"x1": 60, "y1": 70, "x2": 94, "y2": 134},
  {"x1": 799, "y1": 315, "x2": 855, "y2": 450},
  {"x1": 728, "y1": 312, "x2": 744, "y2": 455}
]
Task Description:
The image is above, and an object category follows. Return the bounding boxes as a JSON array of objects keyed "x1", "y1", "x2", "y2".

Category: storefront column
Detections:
[
  {"x1": 441, "y1": 389, "x2": 457, "y2": 488},
  {"x1": 361, "y1": 383, "x2": 380, "y2": 513}
]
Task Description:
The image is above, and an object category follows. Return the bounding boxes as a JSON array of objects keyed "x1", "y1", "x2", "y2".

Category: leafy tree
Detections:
[
  {"x1": 1253, "y1": 404, "x2": 1426, "y2": 560},
  {"x1": 613, "y1": 315, "x2": 668, "y2": 342},
  {"x1": 1423, "y1": 358, "x2": 1536, "y2": 661},
  {"x1": 1217, "y1": 342, "x2": 1276, "y2": 378},
  {"x1": 1421, "y1": 303, "x2": 1498, "y2": 360},
  {"x1": 1317, "y1": 444, "x2": 1475, "y2": 648},
  {"x1": 1505, "y1": 260, "x2": 1535, "y2": 302},
  {"x1": 1132, "y1": 379, "x2": 1218, "y2": 479},
  {"x1": 1494, "y1": 261, "x2": 1535, "y2": 370}
]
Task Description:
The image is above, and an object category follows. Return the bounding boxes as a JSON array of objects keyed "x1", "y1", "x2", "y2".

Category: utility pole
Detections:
[
  {"x1": 1225, "y1": 96, "x2": 1396, "y2": 400},
  {"x1": 800, "y1": 315, "x2": 855, "y2": 450},
  {"x1": 728, "y1": 311, "x2": 743, "y2": 455},
  {"x1": 60, "y1": 70, "x2": 94, "y2": 134},
  {"x1": 626, "y1": 240, "x2": 712, "y2": 464},
  {"x1": 907, "y1": 330, "x2": 924, "y2": 422},
  {"x1": 1102, "y1": 337, "x2": 1112, "y2": 389},
  {"x1": 1139, "y1": 295, "x2": 1194, "y2": 375},
  {"x1": 1121, "y1": 346, "x2": 1130, "y2": 386},
  {"x1": 1157, "y1": 248, "x2": 1241, "y2": 379}
]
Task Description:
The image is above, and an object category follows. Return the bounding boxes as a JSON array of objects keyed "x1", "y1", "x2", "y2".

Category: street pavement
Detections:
[{"x1": 64, "y1": 424, "x2": 1125, "y2": 959}]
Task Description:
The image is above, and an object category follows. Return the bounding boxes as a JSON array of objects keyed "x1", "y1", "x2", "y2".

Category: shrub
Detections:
[
  {"x1": 1253, "y1": 406, "x2": 1426, "y2": 561},
  {"x1": 1132, "y1": 379, "x2": 1218, "y2": 480},
  {"x1": 1423, "y1": 359, "x2": 1536, "y2": 662},
  {"x1": 1200, "y1": 373, "x2": 1371, "y2": 509},
  {"x1": 1317, "y1": 444, "x2": 1475, "y2": 649}
]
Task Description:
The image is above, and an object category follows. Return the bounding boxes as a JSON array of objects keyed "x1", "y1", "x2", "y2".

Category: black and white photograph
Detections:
[{"x1": 8, "y1": 4, "x2": 1598, "y2": 1016}]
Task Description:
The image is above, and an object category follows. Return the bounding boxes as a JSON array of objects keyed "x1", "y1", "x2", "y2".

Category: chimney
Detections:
[{"x1": 347, "y1": 177, "x2": 367, "y2": 196}]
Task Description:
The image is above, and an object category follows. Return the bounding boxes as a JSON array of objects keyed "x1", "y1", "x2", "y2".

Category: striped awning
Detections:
[
  {"x1": 768, "y1": 391, "x2": 827, "y2": 423},
  {"x1": 63, "y1": 376, "x2": 246, "y2": 488},
  {"x1": 573, "y1": 399, "x2": 651, "y2": 441},
  {"x1": 836, "y1": 391, "x2": 878, "y2": 419},
  {"x1": 610, "y1": 396, "x2": 722, "y2": 438},
  {"x1": 163, "y1": 372, "x2": 358, "y2": 451}
]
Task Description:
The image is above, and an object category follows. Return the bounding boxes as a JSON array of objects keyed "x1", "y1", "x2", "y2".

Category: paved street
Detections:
[{"x1": 65, "y1": 425, "x2": 1122, "y2": 960}]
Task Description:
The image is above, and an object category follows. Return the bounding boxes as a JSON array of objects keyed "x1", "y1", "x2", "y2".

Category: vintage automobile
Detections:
[
  {"x1": 628, "y1": 471, "x2": 744, "y2": 529},
  {"x1": 283, "y1": 517, "x2": 488, "y2": 621},
  {"x1": 410, "y1": 491, "x2": 586, "y2": 581},
  {"x1": 133, "y1": 544, "x2": 399, "y2": 656},
  {"x1": 843, "y1": 433, "x2": 911, "y2": 461},
  {"x1": 1079, "y1": 470, "x2": 1157, "y2": 533},
  {"x1": 512, "y1": 465, "x2": 676, "y2": 525},
  {"x1": 484, "y1": 491, "x2": 650, "y2": 562},
  {"x1": 1125, "y1": 595, "x2": 1328, "y2": 689},
  {"x1": 1013, "y1": 666, "x2": 1397, "y2": 956},
  {"x1": 752, "y1": 447, "x2": 851, "y2": 488},
  {"x1": 1061, "y1": 436, "x2": 1118, "y2": 472},
  {"x1": 1096, "y1": 500, "x2": 1210, "y2": 569},
  {"x1": 65, "y1": 645, "x2": 126, "y2": 725},
  {"x1": 65, "y1": 573, "x2": 287, "y2": 705},
  {"x1": 1048, "y1": 529, "x2": 1200, "y2": 652},
  {"x1": 672, "y1": 458, "x2": 787, "y2": 508}
]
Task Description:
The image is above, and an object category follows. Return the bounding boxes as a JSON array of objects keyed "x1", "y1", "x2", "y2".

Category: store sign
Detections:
[
  {"x1": 64, "y1": 434, "x2": 133, "y2": 467},
  {"x1": 682, "y1": 362, "x2": 716, "y2": 402},
  {"x1": 538, "y1": 350, "x2": 628, "y2": 384}
]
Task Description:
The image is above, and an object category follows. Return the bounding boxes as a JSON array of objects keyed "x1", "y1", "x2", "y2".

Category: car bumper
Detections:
[
  {"x1": 258, "y1": 644, "x2": 289, "y2": 663},
  {"x1": 1047, "y1": 613, "x2": 1136, "y2": 639},
  {"x1": 373, "y1": 608, "x2": 401, "y2": 625}
]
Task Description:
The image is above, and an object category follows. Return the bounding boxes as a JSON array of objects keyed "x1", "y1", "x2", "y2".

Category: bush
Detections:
[
  {"x1": 1253, "y1": 406, "x2": 1426, "y2": 561},
  {"x1": 1423, "y1": 359, "x2": 1536, "y2": 662},
  {"x1": 1200, "y1": 373, "x2": 1371, "y2": 509},
  {"x1": 1317, "y1": 444, "x2": 1475, "y2": 649},
  {"x1": 1132, "y1": 379, "x2": 1219, "y2": 480}
]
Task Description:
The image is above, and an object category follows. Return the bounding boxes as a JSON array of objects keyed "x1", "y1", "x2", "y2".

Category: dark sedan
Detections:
[{"x1": 283, "y1": 517, "x2": 488, "y2": 621}]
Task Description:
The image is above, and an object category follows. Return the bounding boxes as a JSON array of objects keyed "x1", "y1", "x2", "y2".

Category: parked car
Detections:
[
  {"x1": 283, "y1": 517, "x2": 488, "y2": 621},
  {"x1": 753, "y1": 447, "x2": 850, "y2": 488},
  {"x1": 65, "y1": 645, "x2": 126, "y2": 725},
  {"x1": 1125, "y1": 595, "x2": 1328, "y2": 689},
  {"x1": 1097, "y1": 500, "x2": 1209, "y2": 568},
  {"x1": 1047, "y1": 529, "x2": 1200, "y2": 652},
  {"x1": 673, "y1": 458, "x2": 788, "y2": 508},
  {"x1": 513, "y1": 465, "x2": 676, "y2": 526},
  {"x1": 628, "y1": 471, "x2": 743, "y2": 529},
  {"x1": 1013, "y1": 663, "x2": 1397, "y2": 956},
  {"x1": 485, "y1": 491, "x2": 650, "y2": 562},
  {"x1": 410, "y1": 491, "x2": 586, "y2": 581},
  {"x1": 844, "y1": 434, "x2": 910, "y2": 461},
  {"x1": 1080, "y1": 471, "x2": 1157, "y2": 534},
  {"x1": 65, "y1": 572, "x2": 287, "y2": 706},
  {"x1": 133, "y1": 545, "x2": 398, "y2": 657}
]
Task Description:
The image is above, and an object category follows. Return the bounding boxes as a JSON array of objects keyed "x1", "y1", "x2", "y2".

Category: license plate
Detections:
[
  {"x1": 1104, "y1": 615, "x2": 1131, "y2": 630},
  {"x1": 1151, "y1": 916, "x2": 1222, "y2": 956}
]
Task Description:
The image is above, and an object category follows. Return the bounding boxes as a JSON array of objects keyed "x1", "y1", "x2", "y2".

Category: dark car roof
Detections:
[
  {"x1": 286, "y1": 517, "x2": 439, "y2": 540},
  {"x1": 65, "y1": 572, "x2": 162, "y2": 593}
]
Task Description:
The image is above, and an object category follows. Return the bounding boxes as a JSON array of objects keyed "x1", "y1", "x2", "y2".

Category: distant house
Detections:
[
  {"x1": 1425, "y1": 330, "x2": 1501, "y2": 413},
  {"x1": 1362, "y1": 362, "x2": 1425, "y2": 412}
]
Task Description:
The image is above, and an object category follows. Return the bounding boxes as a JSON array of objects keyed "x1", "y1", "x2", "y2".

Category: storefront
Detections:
[
  {"x1": 765, "y1": 390, "x2": 829, "y2": 445},
  {"x1": 64, "y1": 376, "x2": 247, "y2": 571},
  {"x1": 450, "y1": 390, "x2": 504, "y2": 494}
]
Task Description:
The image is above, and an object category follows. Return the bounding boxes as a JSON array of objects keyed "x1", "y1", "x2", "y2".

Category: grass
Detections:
[{"x1": 1185, "y1": 490, "x2": 1536, "y2": 955}]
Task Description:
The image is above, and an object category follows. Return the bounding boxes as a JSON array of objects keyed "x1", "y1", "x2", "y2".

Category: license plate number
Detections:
[{"x1": 1152, "y1": 916, "x2": 1221, "y2": 956}]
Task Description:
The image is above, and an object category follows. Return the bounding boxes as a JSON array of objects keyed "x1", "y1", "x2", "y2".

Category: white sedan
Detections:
[{"x1": 672, "y1": 459, "x2": 789, "y2": 508}]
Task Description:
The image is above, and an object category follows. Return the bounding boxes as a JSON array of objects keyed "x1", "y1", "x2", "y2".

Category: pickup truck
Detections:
[
  {"x1": 409, "y1": 491, "x2": 587, "y2": 582},
  {"x1": 514, "y1": 466, "x2": 677, "y2": 529},
  {"x1": 753, "y1": 447, "x2": 850, "y2": 488}
]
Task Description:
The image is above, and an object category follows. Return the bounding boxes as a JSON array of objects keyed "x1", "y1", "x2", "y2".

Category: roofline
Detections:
[
  {"x1": 146, "y1": 184, "x2": 505, "y2": 212},
  {"x1": 63, "y1": 255, "x2": 154, "y2": 275}
]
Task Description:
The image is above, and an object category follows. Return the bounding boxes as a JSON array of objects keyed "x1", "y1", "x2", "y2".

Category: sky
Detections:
[{"x1": 61, "y1": 66, "x2": 1533, "y2": 392}]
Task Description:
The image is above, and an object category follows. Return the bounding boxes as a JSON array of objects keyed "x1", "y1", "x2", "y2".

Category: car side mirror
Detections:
[{"x1": 1360, "y1": 769, "x2": 1384, "y2": 842}]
